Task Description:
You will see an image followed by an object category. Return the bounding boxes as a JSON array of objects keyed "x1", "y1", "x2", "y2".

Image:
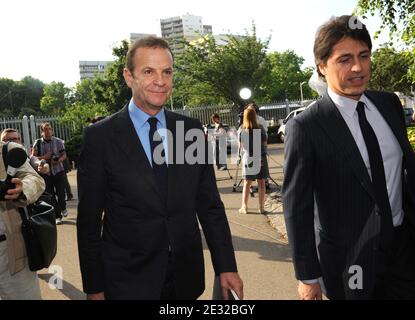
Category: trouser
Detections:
[
  {"x1": 373, "y1": 223, "x2": 415, "y2": 299},
  {"x1": 64, "y1": 173, "x2": 72, "y2": 198},
  {"x1": 214, "y1": 139, "x2": 227, "y2": 169},
  {"x1": 44, "y1": 171, "x2": 67, "y2": 219},
  {"x1": 0, "y1": 241, "x2": 41, "y2": 300}
]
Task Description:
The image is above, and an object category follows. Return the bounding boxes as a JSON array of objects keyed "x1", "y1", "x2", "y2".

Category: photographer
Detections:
[
  {"x1": 32, "y1": 123, "x2": 68, "y2": 225},
  {"x1": 1, "y1": 128, "x2": 49, "y2": 175},
  {"x1": 206, "y1": 113, "x2": 228, "y2": 171},
  {"x1": 0, "y1": 140, "x2": 45, "y2": 299}
]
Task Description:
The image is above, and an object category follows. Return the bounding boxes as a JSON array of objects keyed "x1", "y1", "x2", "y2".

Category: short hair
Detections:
[
  {"x1": 40, "y1": 122, "x2": 52, "y2": 132},
  {"x1": 314, "y1": 15, "x2": 372, "y2": 79},
  {"x1": 211, "y1": 113, "x2": 220, "y2": 122},
  {"x1": 1, "y1": 128, "x2": 19, "y2": 142},
  {"x1": 126, "y1": 36, "x2": 173, "y2": 72}
]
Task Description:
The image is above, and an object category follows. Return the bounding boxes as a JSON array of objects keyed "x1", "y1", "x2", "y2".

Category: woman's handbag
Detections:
[
  {"x1": 18, "y1": 202, "x2": 57, "y2": 271},
  {"x1": 2, "y1": 143, "x2": 57, "y2": 271}
]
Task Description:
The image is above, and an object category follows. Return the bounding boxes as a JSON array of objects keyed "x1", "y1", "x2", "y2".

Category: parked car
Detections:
[
  {"x1": 277, "y1": 107, "x2": 307, "y2": 143},
  {"x1": 404, "y1": 108, "x2": 414, "y2": 126}
]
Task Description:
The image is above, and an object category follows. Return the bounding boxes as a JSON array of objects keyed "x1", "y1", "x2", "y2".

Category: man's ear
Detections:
[
  {"x1": 123, "y1": 68, "x2": 133, "y2": 88},
  {"x1": 318, "y1": 63, "x2": 326, "y2": 77}
]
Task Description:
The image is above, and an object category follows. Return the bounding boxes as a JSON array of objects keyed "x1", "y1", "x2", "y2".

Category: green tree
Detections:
[
  {"x1": 175, "y1": 25, "x2": 272, "y2": 111},
  {"x1": 17, "y1": 76, "x2": 45, "y2": 116},
  {"x1": 264, "y1": 50, "x2": 314, "y2": 101},
  {"x1": 0, "y1": 76, "x2": 44, "y2": 117},
  {"x1": 356, "y1": 0, "x2": 415, "y2": 46},
  {"x1": 92, "y1": 40, "x2": 131, "y2": 113},
  {"x1": 40, "y1": 81, "x2": 71, "y2": 115},
  {"x1": 369, "y1": 45, "x2": 413, "y2": 94},
  {"x1": 356, "y1": 0, "x2": 415, "y2": 84},
  {"x1": 60, "y1": 102, "x2": 110, "y2": 132}
]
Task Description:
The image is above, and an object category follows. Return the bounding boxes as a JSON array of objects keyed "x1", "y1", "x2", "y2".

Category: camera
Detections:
[
  {"x1": 52, "y1": 155, "x2": 60, "y2": 162},
  {"x1": 0, "y1": 180, "x2": 14, "y2": 200}
]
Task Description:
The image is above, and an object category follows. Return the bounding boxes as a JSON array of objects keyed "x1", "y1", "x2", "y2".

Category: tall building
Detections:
[
  {"x1": 79, "y1": 61, "x2": 110, "y2": 81},
  {"x1": 130, "y1": 33, "x2": 157, "y2": 43},
  {"x1": 160, "y1": 13, "x2": 212, "y2": 55}
]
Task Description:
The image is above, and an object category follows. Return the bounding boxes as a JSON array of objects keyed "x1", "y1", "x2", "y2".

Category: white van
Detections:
[{"x1": 277, "y1": 107, "x2": 306, "y2": 142}]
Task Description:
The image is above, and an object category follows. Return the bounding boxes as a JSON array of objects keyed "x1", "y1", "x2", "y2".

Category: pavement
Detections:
[{"x1": 38, "y1": 143, "x2": 298, "y2": 300}]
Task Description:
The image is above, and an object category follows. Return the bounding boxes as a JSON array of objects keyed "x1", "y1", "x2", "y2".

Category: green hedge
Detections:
[{"x1": 408, "y1": 127, "x2": 415, "y2": 151}]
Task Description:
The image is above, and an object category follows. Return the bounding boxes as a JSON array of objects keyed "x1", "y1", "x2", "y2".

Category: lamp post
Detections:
[
  {"x1": 239, "y1": 88, "x2": 252, "y2": 101},
  {"x1": 300, "y1": 81, "x2": 306, "y2": 105}
]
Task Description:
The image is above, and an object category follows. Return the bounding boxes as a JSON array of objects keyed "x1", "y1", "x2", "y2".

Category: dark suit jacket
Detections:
[
  {"x1": 283, "y1": 91, "x2": 415, "y2": 299},
  {"x1": 77, "y1": 105, "x2": 237, "y2": 299}
]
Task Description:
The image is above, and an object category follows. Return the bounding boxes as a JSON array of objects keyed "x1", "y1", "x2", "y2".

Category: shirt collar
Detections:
[
  {"x1": 128, "y1": 99, "x2": 166, "y2": 129},
  {"x1": 327, "y1": 87, "x2": 372, "y2": 118}
]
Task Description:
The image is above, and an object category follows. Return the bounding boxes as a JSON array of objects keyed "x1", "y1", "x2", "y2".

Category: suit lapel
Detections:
[
  {"x1": 113, "y1": 105, "x2": 165, "y2": 203},
  {"x1": 315, "y1": 94, "x2": 375, "y2": 200}
]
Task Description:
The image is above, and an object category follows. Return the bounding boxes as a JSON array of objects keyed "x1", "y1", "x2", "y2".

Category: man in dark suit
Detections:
[
  {"x1": 283, "y1": 15, "x2": 415, "y2": 300},
  {"x1": 77, "y1": 37, "x2": 243, "y2": 300}
]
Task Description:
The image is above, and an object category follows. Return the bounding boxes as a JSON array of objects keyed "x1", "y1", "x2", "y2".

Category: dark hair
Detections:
[
  {"x1": 314, "y1": 15, "x2": 372, "y2": 79},
  {"x1": 211, "y1": 113, "x2": 220, "y2": 122},
  {"x1": 126, "y1": 36, "x2": 173, "y2": 72},
  {"x1": 40, "y1": 122, "x2": 52, "y2": 131}
]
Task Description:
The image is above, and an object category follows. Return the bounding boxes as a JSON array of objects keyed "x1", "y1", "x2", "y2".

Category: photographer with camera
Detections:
[
  {"x1": 1, "y1": 128, "x2": 49, "y2": 175},
  {"x1": 0, "y1": 140, "x2": 46, "y2": 299},
  {"x1": 32, "y1": 123, "x2": 68, "y2": 225}
]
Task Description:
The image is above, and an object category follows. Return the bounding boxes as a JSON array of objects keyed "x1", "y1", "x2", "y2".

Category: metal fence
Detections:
[
  {"x1": 173, "y1": 99, "x2": 317, "y2": 127},
  {"x1": 0, "y1": 99, "x2": 316, "y2": 152},
  {"x1": 0, "y1": 115, "x2": 76, "y2": 152}
]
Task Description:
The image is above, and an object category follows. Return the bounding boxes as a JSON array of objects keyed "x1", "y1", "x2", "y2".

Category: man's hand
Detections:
[
  {"x1": 37, "y1": 163, "x2": 50, "y2": 174},
  {"x1": 220, "y1": 272, "x2": 243, "y2": 300},
  {"x1": 87, "y1": 292, "x2": 105, "y2": 300},
  {"x1": 41, "y1": 151, "x2": 52, "y2": 161},
  {"x1": 4, "y1": 178, "x2": 23, "y2": 200},
  {"x1": 298, "y1": 281, "x2": 322, "y2": 300}
]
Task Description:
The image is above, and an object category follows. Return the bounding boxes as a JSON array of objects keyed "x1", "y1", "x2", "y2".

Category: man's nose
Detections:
[
  {"x1": 153, "y1": 72, "x2": 166, "y2": 86},
  {"x1": 351, "y1": 57, "x2": 363, "y2": 72}
]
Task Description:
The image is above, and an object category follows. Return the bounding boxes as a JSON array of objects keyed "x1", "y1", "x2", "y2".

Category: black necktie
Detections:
[
  {"x1": 356, "y1": 101, "x2": 394, "y2": 251},
  {"x1": 148, "y1": 117, "x2": 168, "y2": 197}
]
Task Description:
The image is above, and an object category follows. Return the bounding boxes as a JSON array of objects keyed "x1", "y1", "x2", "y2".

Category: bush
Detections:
[
  {"x1": 408, "y1": 127, "x2": 415, "y2": 151},
  {"x1": 65, "y1": 132, "x2": 83, "y2": 168}
]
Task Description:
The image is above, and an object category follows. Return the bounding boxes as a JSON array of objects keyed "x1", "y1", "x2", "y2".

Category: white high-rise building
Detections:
[
  {"x1": 160, "y1": 13, "x2": 212, "y2": 55},
  {"x1": 79, "y1": 61, "x2": 109, "y2": 81}
]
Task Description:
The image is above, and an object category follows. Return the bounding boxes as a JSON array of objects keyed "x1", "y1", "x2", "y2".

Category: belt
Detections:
[{"x1": 0, "y1": 234, "x2": 6, "y2": 242}]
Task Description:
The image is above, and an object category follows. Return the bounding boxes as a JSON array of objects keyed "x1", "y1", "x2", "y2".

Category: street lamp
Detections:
[
  {"x1": 239, "y1": 88, "x2": 252, "y2": 101},
  {"x1": 300, "y1": 81, "x2": 306, "y2": 105}
]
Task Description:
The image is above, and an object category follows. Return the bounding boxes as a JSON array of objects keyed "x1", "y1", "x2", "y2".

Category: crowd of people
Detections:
[{"x1": 1, "y1": 14, "x2": 414, "y2": 301}]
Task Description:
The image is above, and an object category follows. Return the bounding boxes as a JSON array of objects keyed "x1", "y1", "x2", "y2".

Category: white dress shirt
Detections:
[{"x1": 328, "y1": 88, "x2": 404, "y2": 227}]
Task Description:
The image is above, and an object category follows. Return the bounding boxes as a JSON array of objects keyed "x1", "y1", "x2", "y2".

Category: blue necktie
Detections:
[
  {"x1": 148, "y1": 117, "x2": 168, "y2": 196},
  {"x1": 356, "y1": 101, "x2": 394, "y2": 251}
]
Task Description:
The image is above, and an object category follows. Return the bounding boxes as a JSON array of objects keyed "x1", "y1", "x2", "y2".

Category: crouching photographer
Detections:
[{"x1": 0, "y1": 140, "x2": 46, "y2": 299}]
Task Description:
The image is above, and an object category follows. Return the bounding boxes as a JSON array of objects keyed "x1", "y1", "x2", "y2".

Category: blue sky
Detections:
[{"x1": 0, "y1": 0, "x2": 387, "y2": 87}]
